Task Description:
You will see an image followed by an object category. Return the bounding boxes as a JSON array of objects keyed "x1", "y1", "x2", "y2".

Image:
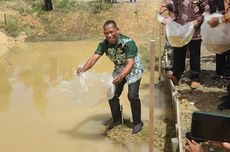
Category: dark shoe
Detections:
[
  {"x1": 223, "y1": 75, "x2": 230, "y2": 80},
  {"x1": 217, "y1": 100, "x2": 230, "y2": 111},
  {"x1": 163, "y1": 73, "x2": 179, "y2": 85},
  {"x1": 132, "y1": 121, "x2": 143, "y2": 134},
  {"x1": 107, "y1": 121, "x2": 122, "y2": 130},
  {"x1": 220, "y1": 95, "x2": 229, "y2": 101},
  {"x1": 212, "y1": 75, "x2": 222, "y2": 80}
]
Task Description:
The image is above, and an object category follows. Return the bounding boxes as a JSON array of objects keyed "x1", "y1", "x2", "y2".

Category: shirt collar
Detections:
[
  {"x1": 117, "y1": 34, "x2": 123, "y2": 45},
  {"x1": 107, "y1": 34, "x2": 123, "y2": 47}
]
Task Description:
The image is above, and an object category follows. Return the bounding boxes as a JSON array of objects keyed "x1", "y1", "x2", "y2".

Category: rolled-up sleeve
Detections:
[
  {"x1": 95, "y1": 41, "x2": 106, "y2": 55},
  {"x1": 124, "y1": 41, "x2": 138, "y2": 59}
]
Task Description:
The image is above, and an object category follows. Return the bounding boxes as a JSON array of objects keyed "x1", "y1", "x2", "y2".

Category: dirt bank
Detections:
[
  {"x1": 0, "y1": 0, "x2": 159, "y2": 41},
  {"x1": 0, "y1": 31, "x2": 26, "y2": 56},
  {"x1": 0, "y1": 32, "x2": 14, "y2": 56},
  {"x1": 104, "y1": 118, "x2": 175, "y2": 152}
]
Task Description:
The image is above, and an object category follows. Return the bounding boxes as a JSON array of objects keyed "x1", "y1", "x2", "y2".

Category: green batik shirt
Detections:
[{"x1": 95, "y1": 33, "x2": 143, "y2": 84}]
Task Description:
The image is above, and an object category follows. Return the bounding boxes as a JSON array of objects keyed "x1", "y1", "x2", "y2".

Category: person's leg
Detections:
[
  {"x1": 128, "y1": 79, "x2": 143, "y2": 133},
  {"x1": 172, "y1": 46, "x2": 187, "y2": 80},
  {"x1": 44, "y1": 0, "x2": 53, "y2": 11},
  {"x1": 216, "y1": 54, "x2": 226, "y2": 77},
  {"x1": 218, "y1": 52, "x2": 230, "y2": 109},
  {"x1": 218, "y1": 83, "x2": 230, "y2": 110},
  {"x1": 218, "y1": 52, "x2": 230, "y2": 110},
  {"x1": 223, "y1": 50, "x2": 230, "y2": 79},
  {"x1": 164, "y1": 45, "x2": 187, "y2": 85},
  {"x1": 108, "y1": 79, "x2": 126, "y2": 124},
  {"x1": 188, "y1": 40, "x2": 201, "y2": 83}
]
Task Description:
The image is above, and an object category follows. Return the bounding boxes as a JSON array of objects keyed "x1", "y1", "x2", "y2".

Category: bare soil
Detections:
[
  {"x1": 104, "y1": 118, "x2": 175, "y2": 152},
  {"x1": 177, "y1": 46, "x2": 230, "y2": 151}
]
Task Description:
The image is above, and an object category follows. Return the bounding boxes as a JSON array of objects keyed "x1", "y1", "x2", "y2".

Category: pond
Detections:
[{"x1": 0, "y1": 41, "x2": 171, "y2": 152}]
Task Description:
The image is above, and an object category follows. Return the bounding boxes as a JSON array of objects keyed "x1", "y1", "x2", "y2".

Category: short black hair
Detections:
[{"x1": 103, "y1": 20, "x2": 118, "y2": 29}]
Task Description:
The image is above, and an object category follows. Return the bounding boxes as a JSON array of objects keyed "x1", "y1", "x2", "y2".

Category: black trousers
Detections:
[
  {"x1": 216, "y1": 51, "x2": 230, "y2": 76},
  {"x1": 108, "y1": 78, "x2": 141, "y2": 125},
  {"x1": 173, "y1": 39, "x2": 201, "y2": 82},
  {"x1": 44, "y1": 0, "x2": 53, "y2": 11}
]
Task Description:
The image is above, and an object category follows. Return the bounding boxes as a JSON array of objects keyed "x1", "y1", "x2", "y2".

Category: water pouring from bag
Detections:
[
  {"x1": 59, "y1": 72, "x2": 115, "y2": 107},
  {"x1": 107, "y1": 83, "x2": 115, "y2": 100}
]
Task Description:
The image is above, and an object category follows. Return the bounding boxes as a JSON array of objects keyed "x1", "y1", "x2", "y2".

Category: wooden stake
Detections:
[
  {"x1": 158, "y1": 24, "x2": 162, "y2": 80},
  {"x1": 149, "y1": 40, "x2": 155, "y2": 152},
  {"x1": 4, "y1": 13, "x2": 7, "y2": 25}
]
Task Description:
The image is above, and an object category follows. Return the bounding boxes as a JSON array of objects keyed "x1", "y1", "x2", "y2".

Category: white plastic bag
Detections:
[
  {"x1": 166, "y1": 21, "x2": 195, "y2": 47},
  {"x1": 201, "y1": 13, "x2": 230, "y2": 54},
  {"x1": 157, "y1": 14, "x2": 164, "y2": 23},
  {"x1": 59, "y1": 72, "x2": 115, "y2": 107}
]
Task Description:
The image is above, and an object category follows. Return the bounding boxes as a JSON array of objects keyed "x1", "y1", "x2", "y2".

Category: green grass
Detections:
[
  {"x1": 139, "y1": 42, "x2": 160, "y2": 72},
  {"x1": 88, "y1": 0, "x2": 112, "y2": 14},
  {"x1": 2, "y1": 16, "x2": 21, "y2": 37},
  {"x1": 0, "y1": 0, "x2": 159, "y2": 44}
]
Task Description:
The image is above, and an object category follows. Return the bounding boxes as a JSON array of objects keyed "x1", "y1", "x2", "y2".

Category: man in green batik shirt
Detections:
[{"x1": 77, "y1": 20, "x2": 143, "y2": 134}]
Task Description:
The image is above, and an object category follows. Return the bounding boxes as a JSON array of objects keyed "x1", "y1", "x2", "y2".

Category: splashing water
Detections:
[{"x1": 59, "y1": 72, "x2": 115, "y2": 107}]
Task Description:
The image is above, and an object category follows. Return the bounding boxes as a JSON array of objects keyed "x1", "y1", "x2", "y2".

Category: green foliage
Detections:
[
  {"x1": 55, "y1": 0, "x2": 81, "y2": 12},
  {"x1": 139, "y1": 43, "x2": 150, "y2": 70},
  {"x1": 139, "y1": 43, "x2": 159, "y2": 70},
  {"x1": 29, "y1": 2, "x2": 44, "y2": 13},
  {"x1": 17, "y1": 0, "x2": 44, "y2": 14},
  {"x1": 4, "y1": 17, "x2": 21, "y2": 37},
  {"x1": 55, "y1": 0, "x2": 112, "y2": 13},
  {"x1": 88, "y1": 0, "x2": 112, "y2": 14}
]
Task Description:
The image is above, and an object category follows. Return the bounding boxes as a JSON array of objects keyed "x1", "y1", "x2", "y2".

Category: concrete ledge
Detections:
[{"x1": 163, "y1": 54, "x2": 183, "y2": 152}]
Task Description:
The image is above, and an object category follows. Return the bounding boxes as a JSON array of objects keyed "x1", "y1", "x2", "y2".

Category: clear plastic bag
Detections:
[
  {"x1": 166, "y1": 21, "x2": 195, "y2": 47},
  {"x1": 59, "y1": 72, "x2": 115, "y2": 107},
  {"x1": 201, "y1": 13, "x2": 230, "y2": 54},
  {"x1": 157, "y1": 14, "x2": 164, "y2": 23}
]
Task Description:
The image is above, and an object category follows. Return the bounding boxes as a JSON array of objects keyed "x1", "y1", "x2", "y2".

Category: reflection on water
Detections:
[
  {"x1": 0, "y1": 41, "x2": 166, "y2": 152},
  {"x1": 0, "y1": 66, "x2": 11, "y2": 111},
  {"x1": 140, "y1": 75, "x2": 172, "y2": 122}
]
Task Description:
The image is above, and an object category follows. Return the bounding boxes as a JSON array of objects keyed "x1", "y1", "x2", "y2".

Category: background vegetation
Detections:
[{"x1": 0, "y1": 0, "x2": 159, "y2": 42}]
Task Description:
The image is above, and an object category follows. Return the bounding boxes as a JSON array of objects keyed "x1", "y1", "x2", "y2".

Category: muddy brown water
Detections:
[{"x1": 0, "y1": 41, "x2": 170, "y2": 152}]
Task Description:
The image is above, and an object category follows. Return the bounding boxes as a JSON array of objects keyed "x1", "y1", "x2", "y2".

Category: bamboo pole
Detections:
[{"x1": 149, "y1": 40, "x2": 155, "y2": 152}]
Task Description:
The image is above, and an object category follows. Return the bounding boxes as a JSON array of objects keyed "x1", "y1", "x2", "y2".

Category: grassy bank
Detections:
[{"x1": 0, "y1": 0, "x2": 159, "y2": 42}]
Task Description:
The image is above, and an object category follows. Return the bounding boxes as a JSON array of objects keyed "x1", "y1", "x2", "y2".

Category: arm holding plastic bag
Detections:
[
  {"x1": 208, "y1": 12, "x2": 230, "y2": 27},
  {"x1": 158, "y1": 0, "x2": 208, "y2": 26},
  {"x1": 113, "y1": 58, "x2": 134, "y2": 85},
  {"x1": 160, "y1": 16, "x2": 199, "y2": 27},
  {"x1": 77, "y1": 53, "x2": 134, "y2": 85},
  {"x1": 77, "y1": 54, "x2": 101, "y2": 75},
  {"x1": 207, "y1": 0, "x2": 230, "y2": 27},
  {"x1": 157, "y1": 0, "x2": 209, "y2": 47}
]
